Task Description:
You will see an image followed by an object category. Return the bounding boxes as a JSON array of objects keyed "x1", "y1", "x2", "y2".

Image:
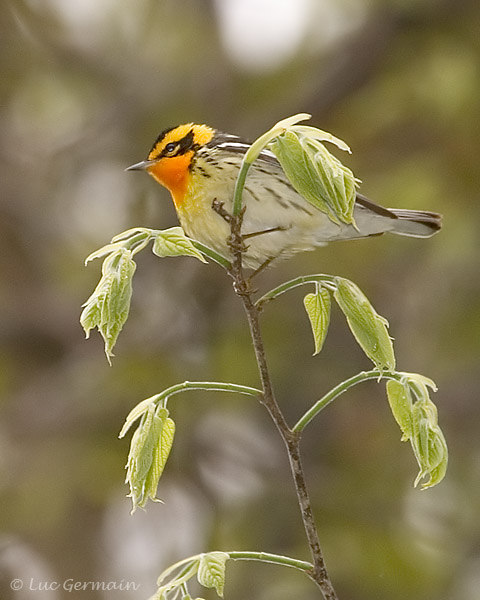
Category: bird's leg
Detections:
[
  {"x1": 211, "y1": 199, "x2": 247, "y2": 257},
  {"x1": 242, "y1": 226, "x2": 285, "y2": 239},
  {"x1": 211, "y1": 198, "x2": 232, "y2": 223},
  {"x1": 212, "y1": 197, "x2": 248, "y2": 255},
  {"x1": 212, "y1": 199, "x2": 258, "y2": 295}
]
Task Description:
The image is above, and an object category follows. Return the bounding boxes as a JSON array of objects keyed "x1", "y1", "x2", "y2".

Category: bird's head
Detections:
[{"x1": 126, "y1": 123, "x2": 215, "y2": 206}]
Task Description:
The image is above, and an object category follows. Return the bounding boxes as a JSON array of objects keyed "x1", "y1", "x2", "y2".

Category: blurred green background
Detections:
[{"x1": 1, "y1": 1, "x2": 479, "y2": 599}]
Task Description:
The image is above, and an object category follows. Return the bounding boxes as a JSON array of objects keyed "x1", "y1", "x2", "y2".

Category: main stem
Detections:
[{"x1": 227, "y1": 214, "x2": 338, "y2": 600}]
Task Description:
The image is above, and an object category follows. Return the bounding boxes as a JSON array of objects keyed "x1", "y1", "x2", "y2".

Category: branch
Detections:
[
  {"x1": 226, "y1": 190, "x2": 338, "y2": 599},
  {"x1": 256, "y1": 274, "x2": 337, "y2": 309}
]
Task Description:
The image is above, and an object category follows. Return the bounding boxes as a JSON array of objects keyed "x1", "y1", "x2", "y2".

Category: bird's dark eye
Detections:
[{"x1": 164, "y1": 142, "x2": 177, "y2": 155}]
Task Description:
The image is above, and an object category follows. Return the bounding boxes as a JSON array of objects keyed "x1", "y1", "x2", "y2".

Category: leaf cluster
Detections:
[
  {"x1": 80, "y1": 227, "x2": 206, "y2": 362},
  {"x1": 387, "y1": 375, "x2": 447, "y2": 488}
]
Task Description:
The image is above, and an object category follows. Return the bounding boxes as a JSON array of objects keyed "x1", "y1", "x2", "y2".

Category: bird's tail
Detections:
[{"x1": 388, "y1": 208, "x2": 442, "y2": 238}]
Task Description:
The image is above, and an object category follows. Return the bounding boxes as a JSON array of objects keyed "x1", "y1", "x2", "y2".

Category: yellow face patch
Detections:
[{"x1": 148, "y1": 123, "x2": 215, "y2": 161}]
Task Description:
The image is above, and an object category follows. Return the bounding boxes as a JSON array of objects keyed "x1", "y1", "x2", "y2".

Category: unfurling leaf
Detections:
[
  {"x1": 411, "y1": 398, "x2": 448, "y2": 489},
  {"x1": 303, "y1": 284, "x2": 331, "y2": 355},
  {"x1": 197, "y1": 552, "x2": 229, "y2": 598},
  {"x1": 150, "y1": 557, "x2": 201, "y2": 600},
  {"x1": 269, "y1": 128, "x2": 359, "y2": 225},
  {"x1": 80, "y1": 248, "x2": 136, "y2": 363},
  {"x1": 125, "y1": 406, "x2": 175, "y2": 512},
  {"x1": 153, "y1": 227, "x2": 207, "y2": 262},
  {"x1": 333, "y1": 277, "x2": 395, "y2": 372},
  {"x1": 119, "y1": 394, "x2": 162, "y2": 439},
  {"x1": 386, "y1": 380, "x2": 413, "y2": 441},
  {"x1": 143, "y1": 414, "x2": 175, "y2": 504},
  {"x1": 84, "y1": 240, "x2": 132, "y2": 264}
]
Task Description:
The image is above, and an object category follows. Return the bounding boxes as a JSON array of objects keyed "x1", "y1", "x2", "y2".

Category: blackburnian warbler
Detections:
[{"x1": 126, "y1": 123, "x2": 441, "y2": 269}]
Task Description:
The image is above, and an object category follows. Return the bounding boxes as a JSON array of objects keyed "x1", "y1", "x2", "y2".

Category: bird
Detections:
[{"x1": 126, "y1": 123, "x2": 442, "y2": 269}]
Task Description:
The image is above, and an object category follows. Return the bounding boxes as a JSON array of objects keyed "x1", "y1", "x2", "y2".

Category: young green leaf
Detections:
[
  {"x1": 291, "y1": 125, "x2": 352, "y2": 153},
  {"x1": 269, "y1": 128, "x2": 358, "y2": 226},
  {"x1": 270, "y1": 131, "x2": 333, "y2": 218},
  {"x1": 84, "y1": 240, "x2": 131, "y2": 264},
  {"x1": 197, "y1": 552, "x2": 229, "y2": 598},
  {"x1": 153, "y1": 227, "x2": 207, "y2": 262},
  {"x1": 111, "y1": 227, "x2": 153, "y2": 244},
  {"x1": 303, "y1": 284, "x2": 331, "y2": 355},
  {"x1": 304, "y1": 138, "x2": 358, "y2": 224},
  {"x1": 386, "y1": 379, "x2": 413, "y2": 441},
  {"x1": 125, "y1": 404, "x2": 156, "y2": 510},
  {"x1": 333, "y1": 277, "x2": 395, "y2": 372},
  {"x1": 80, "y1": 248, "x2": 136, "y2": 363},
  {"x1": 125, "y1": 406, "x2": 175, "y2": 512},
  {"x1": 119, "y1": 394, "x2": 162, "y2": 439},
  {"x1": 411, "y1": 399, "x2": 448, "y2": 489},
  {"x1": 143, "y1": 411, "x2": 175, "y2": 506},
  {"x1": 232, "y1": 113, "x2": 311, "y2": 215},
  {"x1": 403, "y1": 372, "x2": 438, "y2": 396}
]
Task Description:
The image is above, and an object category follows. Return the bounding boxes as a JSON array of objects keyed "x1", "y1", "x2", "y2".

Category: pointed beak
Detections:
[{"x1": 125, "y1": 159, "x2": 154, "y2": 172}]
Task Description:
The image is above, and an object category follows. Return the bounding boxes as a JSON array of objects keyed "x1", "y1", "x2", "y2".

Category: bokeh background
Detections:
[{"x1": 1, "y1": 1, "x2": 479, "y2": 599}]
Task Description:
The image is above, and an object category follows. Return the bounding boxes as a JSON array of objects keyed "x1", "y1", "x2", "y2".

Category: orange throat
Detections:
[{"x1": 147, "y1": 152, "x2": 193, "y2": 208}]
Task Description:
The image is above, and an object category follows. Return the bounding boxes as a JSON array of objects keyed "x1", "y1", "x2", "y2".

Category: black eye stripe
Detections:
[
  {"x1": 178, "y1": 130, "x2": 195, "y2": 152},
  {"x1": 161, "y1": 130, "x2": 196, "y2": 157}
]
